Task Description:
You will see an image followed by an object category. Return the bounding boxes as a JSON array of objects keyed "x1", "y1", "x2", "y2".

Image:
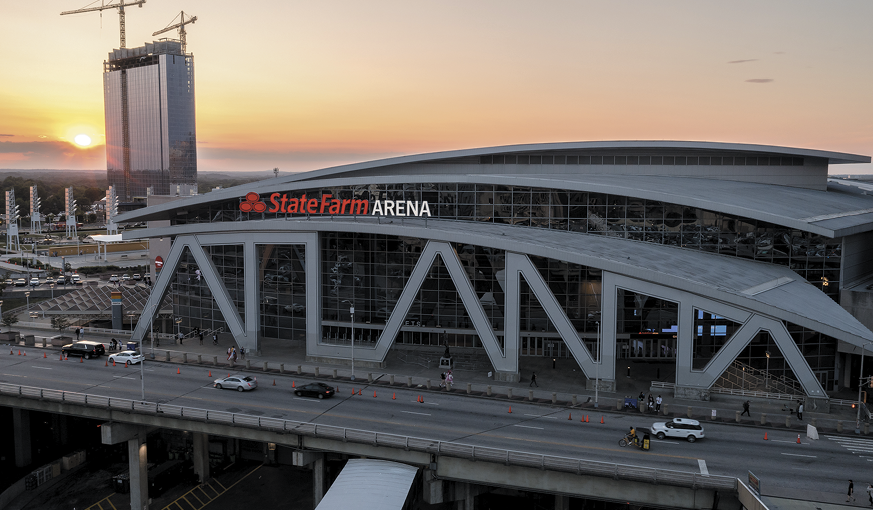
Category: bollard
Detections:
[
  {"x1": 446, "y1": 382, "x2": 452, "y2": 391},
  {"x1": 552, "y1": 392, "x2": 557, "y2": 404},
  {"x1": 507, "y1": 388, "x2": 512, "y2": 399},
  {"x1": 662, "y1": 404, "x2": 669, "y2": 416},
  {"x1": 197, "y1": 354, "x2": 202, "y2": 364},
  {"x1": 837, "y1": 420, "x2": 843, "y2": 433},
  {"x1": 407, "y1": 376, "x2": 412, "y2": 388},
  {"x1": 263, "y1": 361, "x2": 268, "y2": 372},
  {"x1": 246, "y1": 360, "x2": 251, "y2": 370},
  {"x1": 213, "y1": 356, "x2": 218, "y2": 366},
  {"x1": 427, "y1": 379, "x2": 431, "y2": 390},
  {"x1": 297, "y1": 365, "x2": 302, "y2": 375},
  {"x1": 487, "y1": 385, "x2": 492, "y2": 396},
  {"x1": 760, "y1": 413, "x2": 767, "y2": 426},
  {"x1": 687, "y1": 406, "x2": 693, "y2": 418},
  {"x1": 183, "y1": 353, "x2": 187, "y2": 363},
  {"x1": 314, "y1": 367, "x2": 319, "y2": 377},
  {"x1": 280, "y1": 363, "x2": 285, "y2": 374},
  {"x1": 735, "y1": 410, "x2": 741, "y2": 422},
  {"x1": 810, "y1": 417, "x2": 816, "y2": 428},
  {"x1": 390, "y1": 375, "x2": 395, "y2": 385},
  {"x1": 865, "y1": 422, "x2": 869, "y2": 435},
  {"x1": 616, "y1": 399, "x2": 622, "y2": 411},
  {"x1": 368, "y1": 373, "x2": 373, "y2": 383},
  {"x1": 166, "y1": 350, "x2": 171, "y2": 361},
  {"x1": 332, "y1": 369, "x2": 337, "y2": 379},
  {"x1": 529, "y1": 390, "x2": 534, "y2": 401},
  {"x1": 467, "y1": 383, "x2": 472, "y2": 394},
  {"x1": 785, "y1": 416, "x2": 791, "y2": 428},
  {"x1": 572, "y1": 395, "x2": 577, "y2": 406}
]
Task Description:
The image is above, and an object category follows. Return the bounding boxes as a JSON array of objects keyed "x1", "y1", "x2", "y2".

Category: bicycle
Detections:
[{"x1": 618, "y1": 434, "x2": 639, "y2": 448}]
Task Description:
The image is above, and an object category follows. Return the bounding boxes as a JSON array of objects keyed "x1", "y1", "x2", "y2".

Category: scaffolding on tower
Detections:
[
  {"x1": 106, "y1": 186, "x2": 119, "y2": 235},
  {"x1": 5, "y1": 190, "x2": 20, "y2": 253},
  {"x1": 30, "y1": 186, "x2": 42, "y2": 235},
  {"x1": 65, "y1": 187, "x2": 78, "y2": 241}
]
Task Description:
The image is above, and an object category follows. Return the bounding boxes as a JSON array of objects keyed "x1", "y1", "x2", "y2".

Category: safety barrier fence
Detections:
[
  {"x1": 0, "y1": 381, "x2": 737, "y2": 492},
  {"x1": 650, "y1": 381, "x2": 802, "y2": 401}
]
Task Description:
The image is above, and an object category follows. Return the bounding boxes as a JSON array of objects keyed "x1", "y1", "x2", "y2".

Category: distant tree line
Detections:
[{"x1": 0, "y1": 176, "x2": 107, "y2": 220}]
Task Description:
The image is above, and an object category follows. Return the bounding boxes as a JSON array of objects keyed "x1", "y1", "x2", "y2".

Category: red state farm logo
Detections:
[{"x1": 239, "y1": 192, "x2": 267, "y2": 213}]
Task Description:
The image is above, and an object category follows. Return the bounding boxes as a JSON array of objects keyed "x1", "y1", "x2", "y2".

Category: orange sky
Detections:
[{"x1": 1, "y1": 1, "x2": 871, "y2": 174}]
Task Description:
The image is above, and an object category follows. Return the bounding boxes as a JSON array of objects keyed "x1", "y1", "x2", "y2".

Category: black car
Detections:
[
  {"x1": 78, "y1": 340, "x2": 106, "y2": 356},
  {"x1": 294, "y1": 382, "x2": 336, "y2": 399},
  {"x1": 61, "y1": 341, "x2": 104, "y2": 359}
]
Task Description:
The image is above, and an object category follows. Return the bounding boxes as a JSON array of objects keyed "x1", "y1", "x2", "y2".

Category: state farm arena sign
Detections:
[{"x1": 239, "y1": 192, "x2": 432, "y2": 217}]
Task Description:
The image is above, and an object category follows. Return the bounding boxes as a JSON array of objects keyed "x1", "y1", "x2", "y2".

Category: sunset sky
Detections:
[{"x1": 1, "y1": 1, "x2": 871, "y2": 174}]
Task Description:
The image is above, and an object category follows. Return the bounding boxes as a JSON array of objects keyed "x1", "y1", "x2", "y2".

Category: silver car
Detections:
[
  {"x1": 108, "y1": 350, "x2": 144, "y2": 365},
  {"x1": 214, "y1": 375, "x2": 258, "y2": 392}
]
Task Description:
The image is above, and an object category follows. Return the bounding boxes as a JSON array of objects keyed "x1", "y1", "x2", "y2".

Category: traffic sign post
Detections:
[{"x1": 155, "y1": 255, "x2": 164, "y2": 272}]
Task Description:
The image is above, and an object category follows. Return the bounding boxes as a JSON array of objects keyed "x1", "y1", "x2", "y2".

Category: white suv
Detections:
[
  {"x1": 109, "y1": 275, "x2": 120, "y2": 282},
  {"x1": 650, "y1": 418, "x2": 705, "y2": 442}
]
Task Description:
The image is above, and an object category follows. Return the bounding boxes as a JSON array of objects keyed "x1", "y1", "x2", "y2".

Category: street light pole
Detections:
[
  {"x1": 24, "y1": 291, "x2": 30, "y2": 314},
  {"x1": 594, "y1": 321, "x2": 601, "y2": 409},
  {"x1": 856, "y1": 342, "x2": 872, "y2": 434},
  {"x1": 765, "y1": 351, "x2": 770, "y2": 390},
  {"x1": 341, "y1": 299, "x2": 355, "y2": 381}
]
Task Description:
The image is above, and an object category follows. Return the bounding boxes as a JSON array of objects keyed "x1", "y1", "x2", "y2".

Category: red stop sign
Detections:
[{"x1": 155, "y1": 255, "x2": 164, "y2": 271}]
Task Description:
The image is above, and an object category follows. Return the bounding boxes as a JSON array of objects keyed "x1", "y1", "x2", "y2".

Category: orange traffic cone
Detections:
[
  {"x1": 64, "y1": 356, "x2": 68, "y2": 361},
  {"x1": 23, "y1": 351, "x2": 26, "y2": 356},
  {"x1": 600, "y1": 416, "x2": 604, "y2": 424},
  {"x1": 273, "y1": 379, "x2": 276, "y2": 386},
  {"x1": 419, "y1": 395, "x2": 424, "y2": 403},
  {"x1": 18, "y1": 350, "x2": 21, "y2": 356},
  {"x1": 796, "y1": 434, "x2": 801, "y2": 444},
  {"x1": 60, "y1": 354, "x2": 64, "y2": 361},
  {"x1": 292, "y1": 381, "x2": 296, "y2": 388},
  {"x1": 43, "y1": 352, "x2": 47, "y2": 358},
  {"x1": 9, "y1": 349, "x2": 12, "y2": 355},
  {"x1": 177, "y1": 367, "x2": 180, "y2": 374},
  {"x1": 125, "y1": 361, "x2": 129, "y2": 368},
  {"x1": 568, "y1": 413, "x2": 572, "y2": 420},
  {"x1": 79, "y1": 356, "x2": 83, "y2": 363},
  {"x1": 352, "y1": 388, "x2": 356, "y2": 395},
  {"x1": 392, "y1": 392, "x2": 396, "y2": 400},
  {"x1": 112, "y1": 360, "x2": 116, "y2": 367},
  {"x1": 586, "y1": 415, "x2": 590, "y2": 423},
  {"x1": 508, "y1": 406, "x2": 512, "y2": 414},
  {"x1": 208, "y1": 371, "x2": 212, "y2": 377},
  {"x1": 764, "y1": 432, "x2": 768, "y2": 440},
  {"x1": 105, "y1": 360, "x2": 108, "y2": 367},
  {"x1": 358, "y1": 389, "x2": 362, "y2": 395},
  {"x1": 373, "y1": 390, "x2": 377, "y2": 398}
]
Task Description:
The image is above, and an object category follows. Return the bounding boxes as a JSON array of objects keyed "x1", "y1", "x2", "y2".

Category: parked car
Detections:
[
  {"x1": 29, "y1": 277, "x2": 40, "y2": 287},
  {"x1": 650, "y1": 418, "x2": 705, "y2": 442},
  {"x1": 109, "y1": 275, "x2": 120, "y2": 282},
  {"x1": 77, "y1": 340, "x2": 106, "y2": 356},
  {"x1": 62, "y1": 341, "x2": 103, "y2": 359},
  {"x1": 108, "y1": 350, "x2": 144, "y2": 365},
  {"x1": 122, "y1": 274, "x2": 131, "y2": 281},
  {"x1": 45, "y1": 276, "x2": 55, "y2": 285},
  {"x1": 294, "y1": 382, "x2": 336, "y2": 399},
  {"x1": 132, "y1": 274, "x2": 142, "y2": 281},
  {"x1": 213, "y1": 375, "x2": 258, "y2": 392},
  {"x1": 71, "y1": 274, "x2": 82, "y2": 285},
  {"x1": 14, "y1": 278, "x2": 27, "y2": 287}
]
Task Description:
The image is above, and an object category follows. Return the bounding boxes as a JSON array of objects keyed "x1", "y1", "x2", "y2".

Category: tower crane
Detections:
[
  {"x1": 152, "y1": 11, "x2": 198, "y2": 54},
  {"x1": 60, "y1": 0, "x2": 146, "y2": 49}
]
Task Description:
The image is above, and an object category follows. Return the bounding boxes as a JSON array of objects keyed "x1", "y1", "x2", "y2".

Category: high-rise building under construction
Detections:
[{"x1": 103, "y1": 39, "x2": 197, "y2": 202}]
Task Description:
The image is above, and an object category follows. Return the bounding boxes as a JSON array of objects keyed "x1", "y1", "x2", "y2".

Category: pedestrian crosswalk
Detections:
[{"x1": 827, "y1": 435, "x2": 873, "y2": 461}]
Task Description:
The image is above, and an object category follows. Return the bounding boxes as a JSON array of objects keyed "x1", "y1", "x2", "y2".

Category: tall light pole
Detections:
[
  {"x1": 0, "y1": 300, "x2": 4, "y2": 323},
  {"x1": 856, "y1": 342, "x2": 873, "y2": 434},
  {"x1": 342, "y1": 299, "x2": 355, "y2": 381},
  {"x1": 765, "y1": 351, "x2": 770, "y2": 390},
  {"x1": 175, "y1": 317, "x2": 183, "y2": 344},
  {"x1": 49, "y1": 283, "x2": 54, "y2": 300},
  {"x1": 24, "y1": 291, "x2": 30, "y2": 313},
  {"x1": 594, "y1": 321, "x2": 601, "y2": 408}
]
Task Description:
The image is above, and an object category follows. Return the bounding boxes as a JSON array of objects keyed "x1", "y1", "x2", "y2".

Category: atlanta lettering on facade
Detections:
[{"x1": 240, "y1": 192, "x2": 431, "y2": 217}]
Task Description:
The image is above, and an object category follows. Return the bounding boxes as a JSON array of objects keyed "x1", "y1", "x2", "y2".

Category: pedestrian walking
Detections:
[
  {"x1": 530, "y1": 372, "x2": 538, "y2": 387},
  {"x1": 866, "y1": 483, "x2": 873, "y2": 505},
  {"x1": 199, "y1": 332, "x2": 204, "y2": 346},
  {"x1": 439, "y1": 371, "x2": 446, "y2": 388},
  {"x1": 655, "y1": 395, "x2": 662, "y2": 412},
  {"x1": 445, "y1": 371, "x2": 453, "y2": 389},
  {"x1": 213, "y1": 333, "x2": 218, "y2": 345},
  {"x1": 848, "y1": 480, "x2": 855, "y2": 502},
  {"x1": 240, "y1": 347, "x2": 246, "y2": 360},
  {"x1": 741, "y1": 400, "x2": 751, "y2": 416},
  {"x1": 647, "y1": 394, "x2": 655, "y2": 412},
  {"x1": 80, "y1": 327, "x2": 84, "y2": 340},
  {"x1": 75, "y1": 327, "x2": 80, "y2": 340},
  {"x1": 797, "y1": 402, "x2": 804, "y2": 421},
  {"x1": 178, "y1": 331, "x2": 184, "y2": 345}
]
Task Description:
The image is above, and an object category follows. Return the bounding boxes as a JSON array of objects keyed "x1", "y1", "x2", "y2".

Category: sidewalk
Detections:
[{"x1": 2, "y1": 322, "x2": 867, "y2": 437}]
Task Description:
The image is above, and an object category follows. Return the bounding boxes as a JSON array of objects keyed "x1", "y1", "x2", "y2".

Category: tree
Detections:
[
  {"x1": 2, "y1": 313, "x2": 19, "y2": 332},
  {"x1": 51, "y1": 316, "x2": 71, "y2": 335}
]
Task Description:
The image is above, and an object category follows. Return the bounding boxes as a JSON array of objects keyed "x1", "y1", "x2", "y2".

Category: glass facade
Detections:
[
  {"x1": 104, "y1": 42, "x2": 197, "y2": 201},
  {"x1": 616, "y1": 289, "x2": 678, "y2": 360},
  {"x1": 692, "y1": 309, "x2": 742, "y2": 370},
  {"x1": 259, "y1": 244, "x2": 306, "y2": 342},
  {"x1": 173, "y1": 183, "x2": 842, "y2": 300}
]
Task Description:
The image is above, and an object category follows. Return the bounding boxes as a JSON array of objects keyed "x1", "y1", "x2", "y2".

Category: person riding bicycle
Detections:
[{"x1": 628, "y1": 426, "x2": 638, "y2": 446}]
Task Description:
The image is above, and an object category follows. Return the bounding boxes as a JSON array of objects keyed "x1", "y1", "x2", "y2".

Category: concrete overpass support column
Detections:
[
  {"x1": 192, "y1": 432, "x2": 210, "y2": 483},
  {"x1": 12, "y1": 408, "x2": 32, "y2": 467},
  {"x1": 452, "y1": 482, "x2": 477, "y2": 510},
  {"x1": 128, "y1": 438, "x2": 149, "y2": 510},
  {"x1": 422, "y1": 469, "x2": 444, "y2": 505},
  {"x1": 313, "y1": 455, "x2": 325, "y2": 508},
  {"x1": 554, "y1": 495, "x2": 569, "y2": 510}
]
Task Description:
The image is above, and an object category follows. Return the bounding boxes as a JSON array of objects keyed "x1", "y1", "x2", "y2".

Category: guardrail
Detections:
[
  {"x1": 13, "y1": 322, "x2": 176, "y2": 341},
  {"x1": 0, "y1": 382, "x2": 736, "y2": 492},
  {"x1": 651, "y1": 381, "x2": 805, "y2": 401}
]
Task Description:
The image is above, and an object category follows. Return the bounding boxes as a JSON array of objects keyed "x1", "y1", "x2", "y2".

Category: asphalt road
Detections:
[{"x1": 0, "y1": 353, "x2": 863, "y2": 497}]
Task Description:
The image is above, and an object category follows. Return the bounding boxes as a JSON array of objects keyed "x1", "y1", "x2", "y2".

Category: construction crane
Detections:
[
  {"x1": 152, "y1": 11, "x2": 197, "y2": 54},
  {"x1": 60, "y1": 0, "x2": 146, "y2": 49}
]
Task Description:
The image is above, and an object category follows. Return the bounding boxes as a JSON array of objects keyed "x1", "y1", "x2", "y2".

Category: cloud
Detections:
[
  {"x1": 0, "y1": 140, "x2": 103, "y2": 169},
  {"x1": 0, "y1": 134, "x2": 13, "y2": 137},
  {"x1": 728, "y1": 59, "x2": 758, "y2": 64},
  {"x1": 745, "y1": 79, "x2": 774, "y2": 83}
]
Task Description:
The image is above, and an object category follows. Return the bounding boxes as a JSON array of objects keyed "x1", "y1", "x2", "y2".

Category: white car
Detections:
[
  {"x1": 214, "y1": 375, "x2": 258, "y2": 392},
  {"x1": 122, "y1": 274, "x2": 131, "y2": 281},
  {"x1": 108, "y1": 350, "x2": 144, "y2": 365},
  {"x1": 29, "y1": 277, "x2": 40, "y2": 286},
  {"x1": 650, "y1": 418, "x2": 705, "y2": 442},
  {"x1": 109, "y1": 275, "x2": 120, "y2": 282}
]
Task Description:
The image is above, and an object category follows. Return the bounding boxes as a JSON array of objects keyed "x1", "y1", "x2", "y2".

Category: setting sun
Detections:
[{"x1": 74, "y1": 134, "x2": 92, "y2": 147}]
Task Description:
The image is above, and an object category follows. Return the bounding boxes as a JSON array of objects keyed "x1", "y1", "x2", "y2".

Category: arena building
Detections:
[{"x1": 117, "y1": 141, "x2": 873, "y2": 408}]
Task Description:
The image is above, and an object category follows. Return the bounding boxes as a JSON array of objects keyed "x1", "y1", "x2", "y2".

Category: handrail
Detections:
[{"x1": 0, "y1": 382, "x2": 736, "y2": 492}]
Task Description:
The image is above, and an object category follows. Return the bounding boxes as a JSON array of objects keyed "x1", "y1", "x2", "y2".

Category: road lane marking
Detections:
[
  {"x1": 697, "y1": 459, "x2": 708, "y2": 475},
  {"x1": 32, "y1": 366, "x2": 52, "y2": 370},
  {"x1": 770, "y1": 439, "x2": 808, "y2": 444},
  {"x1": 524, "y1": 414, "x2": 557, "y2": 419},
  {"x1": 781, "y1": 453, "x2": 816, "y2": 458},
  {"x1": 401, "y1": 411, "x2": 431, "y2": 416},
  {"x1": 514, "y1": 425, "x2": 544, "y2": 430},
  {"x1": 112, "y1": 376, "x2": 137, "y2": 380}
]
